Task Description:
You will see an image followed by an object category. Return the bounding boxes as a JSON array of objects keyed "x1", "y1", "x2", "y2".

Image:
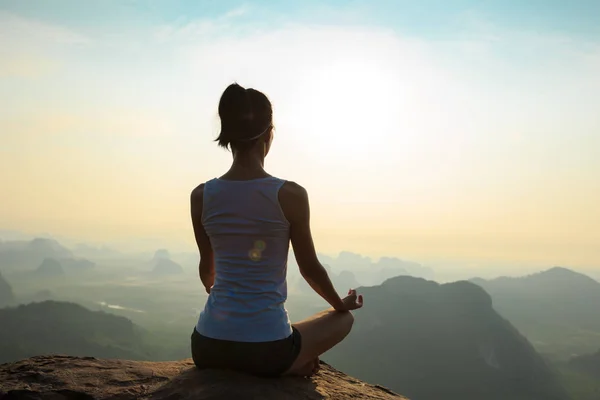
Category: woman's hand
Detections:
[{"x1": 338, "y1": 289, "x2": 364, "y2": 311}]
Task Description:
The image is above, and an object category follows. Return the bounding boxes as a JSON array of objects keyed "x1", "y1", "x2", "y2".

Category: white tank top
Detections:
[{"x1": 195, "y1": 176, "x2": 293, "y2": 342}]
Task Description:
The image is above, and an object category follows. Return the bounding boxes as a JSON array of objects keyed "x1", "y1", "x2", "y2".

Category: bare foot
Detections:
[
  {"x1": 312, "y1": 357, "x2": 320, "y2": 375},
  {"x1": 291, "y1": 357, "x2": 321, "y2": 377}
]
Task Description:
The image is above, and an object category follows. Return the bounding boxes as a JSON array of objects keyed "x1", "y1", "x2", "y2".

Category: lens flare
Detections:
[{"x1": 248, "y1": 248, "x2": 262, "y2": 261}]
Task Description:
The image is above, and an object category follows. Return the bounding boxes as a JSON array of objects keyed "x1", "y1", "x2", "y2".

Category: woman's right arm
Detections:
[
  {"x1": 279, "y1": 181, "x2": 346, "y2": 311},
  {"x1": 190, "y1": 184, "x2": 215, "y2": 294}
]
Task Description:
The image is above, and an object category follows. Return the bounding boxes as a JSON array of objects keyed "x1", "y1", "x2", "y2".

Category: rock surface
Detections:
[{"x1": 0, "y1": 355, "x2": 406, "y2": 400}]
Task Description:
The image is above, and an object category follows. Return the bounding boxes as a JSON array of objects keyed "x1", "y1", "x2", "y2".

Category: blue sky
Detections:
[{"x1": 1, "y1": 0, "x2": 599, "y2": 38}]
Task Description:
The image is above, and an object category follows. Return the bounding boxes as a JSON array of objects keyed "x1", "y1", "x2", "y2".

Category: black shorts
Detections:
[{"x1": 190, "y1": 327, "x2": 302, "y2": 377}]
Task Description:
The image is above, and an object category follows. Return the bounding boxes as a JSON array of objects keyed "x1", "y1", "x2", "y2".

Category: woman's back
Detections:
[
  {"x1": 196, "y1": 176, "x2": 293, "y2": 342},
  {"x1": 190, "y1": 82, "x2": 362, "y2": 378}
]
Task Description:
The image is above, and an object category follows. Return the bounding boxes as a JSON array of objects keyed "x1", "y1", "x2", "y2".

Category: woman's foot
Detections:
[
  {"x1": 292, "y1": 357, "x2": 321, "y2": 377},
  {"x1": 312, "y1": 357, "x2": 320, "y2": 375}
]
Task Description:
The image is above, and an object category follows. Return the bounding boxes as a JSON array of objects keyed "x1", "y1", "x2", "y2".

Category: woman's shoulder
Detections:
[
  {"x1": 190, "y1": 183, "x2": 205, "y2": 207},
  {"x1": 279, "y1": 180, "x2": 307, "y2": 198},
  {"x1": 278, "y1": 180, "x2": 310, "y2": 219},
  {"x1": 190, "y1": 177, "x2": 220, "y2": 198}
]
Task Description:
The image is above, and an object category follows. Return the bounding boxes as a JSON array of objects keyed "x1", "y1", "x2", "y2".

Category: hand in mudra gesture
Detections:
[{"x1": 339, "y1": 289, "x2": 364, "y2": 311}]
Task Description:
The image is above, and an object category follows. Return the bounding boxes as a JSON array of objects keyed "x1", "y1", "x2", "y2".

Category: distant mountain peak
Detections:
[
  {"x1": 152, "y1": 258, "x2": 183, "y2": 275},
  {"x1": 530, "y1": 266, "x2": 599, "y2": 285},
  {"x1": 381, "y1": 274, "x2": 431, "y2": 287},
  {"x1": 35, "y1": 258, "x2": 65, "y2": 277},
  {"x1": 472, "y1": 266, "x2": 598, "y2": 286},
  {"x1": 545, "y1": 266, "x2": 584, "y2": 275},
  {"x1": 377, "y1": 275, "x2": 493, "y2": 308}
]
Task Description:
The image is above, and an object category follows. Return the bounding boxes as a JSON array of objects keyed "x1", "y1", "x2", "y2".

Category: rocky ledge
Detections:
[{"x1": 0, "y1": 355, "x2": 406, "y2": 400}]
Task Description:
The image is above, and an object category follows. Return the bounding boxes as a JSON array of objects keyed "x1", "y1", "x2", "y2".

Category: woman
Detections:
[{"x1": 190, "y1": 83, "x2": 364, "y2": 378}]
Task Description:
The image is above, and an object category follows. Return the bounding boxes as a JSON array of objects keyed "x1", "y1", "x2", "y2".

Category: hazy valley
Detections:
[{"x1": 1, "y1": 236, "x2": 599, "y2": 399}]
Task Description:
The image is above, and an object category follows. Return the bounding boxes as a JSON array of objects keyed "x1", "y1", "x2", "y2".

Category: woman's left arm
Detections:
[{"x1": 190, "y1": 184, "x2": 215, "y2": 293}]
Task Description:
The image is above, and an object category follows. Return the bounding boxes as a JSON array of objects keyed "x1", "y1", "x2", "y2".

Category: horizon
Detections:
[
  {"x1": 3, "y1": 229, "x2": 599, "y2": 283},
  {"x1": 1, "y1": 0, "x2": 599, "y2": 270}
]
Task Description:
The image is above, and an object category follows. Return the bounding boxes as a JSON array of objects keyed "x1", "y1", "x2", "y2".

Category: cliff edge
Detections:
[{"x1": 0, "y1": 355, "x2": 406, "y2": 400}]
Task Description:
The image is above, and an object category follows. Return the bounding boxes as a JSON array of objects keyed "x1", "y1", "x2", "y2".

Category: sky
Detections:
[{"x1": 1, "y1": 0, "x2": 599, "y2": 269}]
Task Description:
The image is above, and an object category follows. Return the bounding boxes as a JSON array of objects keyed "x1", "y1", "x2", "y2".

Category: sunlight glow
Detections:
[{"x1": 293, "y1": 58, "x2": 403, "y2": 159}]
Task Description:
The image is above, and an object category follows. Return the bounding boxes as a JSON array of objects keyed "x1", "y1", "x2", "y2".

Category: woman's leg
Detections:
[{"x1": 283, "y1": 308, "x2": 354, "y2": 376}]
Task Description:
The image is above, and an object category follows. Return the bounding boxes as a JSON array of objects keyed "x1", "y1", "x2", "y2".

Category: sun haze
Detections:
[{"x1": 1, "y1": 0, "x2": 599, "y2": 269}]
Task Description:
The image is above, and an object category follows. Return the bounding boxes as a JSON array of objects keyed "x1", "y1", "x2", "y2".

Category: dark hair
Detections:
[{"x1": 215, "y1": 83, "x2": 273, "y2": 151}]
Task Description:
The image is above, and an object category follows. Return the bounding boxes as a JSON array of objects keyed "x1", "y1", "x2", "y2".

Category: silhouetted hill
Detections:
[
  {"x1": 152, "y1": 258, "x2": 184, "y2": 275},
  {"x1": 0, "y1": 301, "x2": 152, "y2": 364},
  {"x1": 0, "y1": 238, "x2": 72, "y2": 271},
  {"x1": 336, "y1": 270, "x2": 360, "y2": 289},
  {"x1": 471, "y1": 267, "x2": 600, "y2": 358},
  {"x1": 72, "y1": 243, "x2": 122, "y2": 260},
  {"x1": 0, "y1": 237, "x2": 96, "y2": 277},
  {"x1": 34, "y1": 258, "x2": 65, "y2": 278},
  {"x1": 146, "y1": 249, "x2": 184, "y2": 275},
  {"x1": 0, "y1": 272, "x2": 15, "y2": 307},
  {"x1": 311, "y1": 252, "x2": 435, "y2": 286},
  {"x1": 324, "y1": 276, "x2": 568, "y2": 400},
  {"x1": 375, "y1": 257, "x2": 435, "y2": 281},
  {"x1": 293, "y1": 267, "x2": 359, "y2": 295},
  {"x1": 153, "y1": 249, "x2": 171, "y2": 260},
  {"x1": 61, "y1": 257, "x2": 96, "y2": 271}
]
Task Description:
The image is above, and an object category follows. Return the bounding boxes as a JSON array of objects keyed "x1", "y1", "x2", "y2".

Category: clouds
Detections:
[
  {"x1": 0, "y1": 11, "x2": 90, "y2": 78},
  {"x1": 0, "y1": 3, "x2": 599, "y2": 266},
  {"x1": 0, "y1": 10, "x2": 90, "y2": 45}
]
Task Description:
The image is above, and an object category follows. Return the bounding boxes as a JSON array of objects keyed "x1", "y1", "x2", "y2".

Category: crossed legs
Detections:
[{"x1": 283, "y1": 308, "x2": 354, "y2": 377}]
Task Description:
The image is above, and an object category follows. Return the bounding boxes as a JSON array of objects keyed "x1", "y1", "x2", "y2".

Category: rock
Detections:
[{"x1": 0, "y1": 355, "x2": 406, "y2": 400}]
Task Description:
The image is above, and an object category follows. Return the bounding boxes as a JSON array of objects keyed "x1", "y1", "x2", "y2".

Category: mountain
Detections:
[
  {"x1": 471, "y1": 267, "x2": 600, "y2": 358},
  {"x1": 335, "y1": 270, "x2": 360, "y2": 290},
  {"x1": 327, "y1": 252, "x2": 435, "y2": 285},
  {"x1": 0, "y1": 237, "x2": 99, "y2": 277},
  {"x1": 0, "y1": 238, "x2": 72, "y2": 271},
  {"x1": 324, "y1": 276, "x2": 568, "y2": 400},
  {"x1": 61, "y1": 257, "x2": 96, "y2": 271},
  {"x1": 72, "y1": 242, "x2": 122, "y2": 260},
  {"x1": 375, "y1": 257, "x2": 435, "y2": 281},
  {"x1": 293, "y1": 267, "x2": 360, "y2": 295},
  {"x1": 34, "y1": 258, "x2": 65, "y2": 278},
  {"x1": 147, "y1": 249, "x2": 184, "y2": 275},
  {"x1": 152, "y1": 258, "x2": 184, "y2": 275},
  {"x1": 153, "y1": 249, "x2": 171, "y2": 260},
  {"x1": 0, "y1": 272, "x2": 15, "y2": 307},
  {"x1": 0, "y1": 301, "x2": 152, "y2": 364}
]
